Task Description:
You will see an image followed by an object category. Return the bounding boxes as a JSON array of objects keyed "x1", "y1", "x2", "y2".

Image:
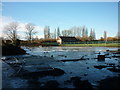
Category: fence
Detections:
[{"x1": 63, "y1": 41, "x2": 120, "y2": 44}]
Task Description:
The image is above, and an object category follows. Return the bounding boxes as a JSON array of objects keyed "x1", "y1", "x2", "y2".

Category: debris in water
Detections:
[{"x1": 98, "y1": 55, "x2": 105, "y2": 61}]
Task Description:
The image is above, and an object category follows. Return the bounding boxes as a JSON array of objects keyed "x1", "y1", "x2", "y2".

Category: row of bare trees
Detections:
[
  {"x1": 3, "y1": 22, "x2": 119, "y2": 44},
  {"x1": 44, "y1": 26, "x2": 96, "y2": 41},
  {"x1": 3, "y1": 22, "x2": 37, "y2": 43},
  {"x1": 44, "y1": 25, "x2": 120, "y2": 41}
]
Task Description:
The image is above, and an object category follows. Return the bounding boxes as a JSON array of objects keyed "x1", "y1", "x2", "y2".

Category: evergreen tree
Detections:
[
  {"x1": 89, "y1": 28, "x2": 93, "y2": 41},
  {"x1": 93, "y1": 29, "x2": 96, "y2": 40},
  {"x1": 85, "y1": 28, "x2": 88, "y2": 37},
  {"x1": 54, "y1": 29, "x2": 56, "y2": 39},
  {"x1": 89, "y1": 28, "x2": 96, "y2": 40},
  {"x1": 82, "y1": 26, "x2": 86, "y2": 37},
  {"x1": 104, "y1": 31, "x2": 107, "y2": 41},
  {"x1": 57, "y1": 27, "x2": 60, "y2": 37}
]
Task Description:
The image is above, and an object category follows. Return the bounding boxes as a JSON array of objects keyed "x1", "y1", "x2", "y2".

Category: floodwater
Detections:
[
  {"x1": 23, "y1": 46, "x2": 118, "y2": 59},
  {"x1": 23, "y1": 46, "x2": 119, "y2": 87},
  {"x1": 2, "y1": 46, "x2": 120, "y2": 88}
]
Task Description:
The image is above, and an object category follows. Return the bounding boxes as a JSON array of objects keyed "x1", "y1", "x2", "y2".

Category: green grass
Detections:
[{"x1": 60, "y1": 43, "x2": 119, "y2": 47}]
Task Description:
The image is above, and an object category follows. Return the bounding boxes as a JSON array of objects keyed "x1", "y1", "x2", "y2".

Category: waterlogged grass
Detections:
[{"x1": 60, "y1": 43, "x2": 119, "y2": 47}]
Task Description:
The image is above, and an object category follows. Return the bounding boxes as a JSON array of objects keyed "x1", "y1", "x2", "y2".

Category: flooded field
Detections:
[
  {"x1": 24, "y1": 46, "x2": 118, "y2": 59},
  {"x1": 2, "y1": 46, "x2": 120, "y2": 89}
]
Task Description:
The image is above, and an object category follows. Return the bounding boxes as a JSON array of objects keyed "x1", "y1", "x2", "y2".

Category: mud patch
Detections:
[
  {"x1": 15, "y1": 68, "x2": 65, "y2": 79},
  {"x1": 98, "y1": 76, "x2": 120, "y2": 89}
]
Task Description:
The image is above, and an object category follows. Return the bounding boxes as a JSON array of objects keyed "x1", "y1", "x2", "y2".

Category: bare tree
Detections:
[
  {"x1": 25, "y1": 23, "x2": 37, "y2": 43},
  {"x1": 70, "y1": 26, "x2": 78, "y2": 36},
  {"x1": 4, "y1": 22, "x2": 19, "y2": 43},
  {"x1": 76, "y1": 27, "x2": 81, "y2": 37},
  {"x1": 62, "y1": 30, "x2": 72, "y2": 36},
  {"x1": 50, "y1": 33, "x2": 54, "y2": 39},
  {"x1": 57, "y1": 27, "x2": 60, "y2": 38},
  {"x1": 44, "y1": 26, "x2": 50, "y2": 39}
]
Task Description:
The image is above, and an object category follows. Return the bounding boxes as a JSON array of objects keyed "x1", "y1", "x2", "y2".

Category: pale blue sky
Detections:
[{"x1": 2, "y1": 2, "x2": 118, "y2": 39}]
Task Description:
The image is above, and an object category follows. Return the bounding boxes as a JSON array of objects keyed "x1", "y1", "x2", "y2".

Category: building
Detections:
[{"x1": 57, "y1": 36, "x2": 80, "y2": 44}]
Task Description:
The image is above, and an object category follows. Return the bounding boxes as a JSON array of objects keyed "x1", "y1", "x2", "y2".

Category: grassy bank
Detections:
[{"x1": 60, "y1": 43, "x2": 119, "y2": 47}]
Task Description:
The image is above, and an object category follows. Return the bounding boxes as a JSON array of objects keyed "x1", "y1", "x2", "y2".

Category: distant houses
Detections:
[{"x1": 57, "y1": 36, "x2": 80, "y2": 44}]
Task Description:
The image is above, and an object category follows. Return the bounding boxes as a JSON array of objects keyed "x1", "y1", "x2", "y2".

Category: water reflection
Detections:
[
  {"x1": 2, "y1": 46, "x2": 119, "y2": 88},
  {"x1": 22, "y1": 46, "x2": 118, "y2": 60}
]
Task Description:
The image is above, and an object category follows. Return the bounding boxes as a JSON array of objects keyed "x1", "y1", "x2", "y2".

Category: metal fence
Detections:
[{"x1": 63, "y1": 41, "x2": 120, "y2": 44}]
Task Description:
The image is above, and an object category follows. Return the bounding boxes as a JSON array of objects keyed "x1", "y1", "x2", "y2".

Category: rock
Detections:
[{"x1": 44, "y1": 80, "x2": 59, "y2": 88}]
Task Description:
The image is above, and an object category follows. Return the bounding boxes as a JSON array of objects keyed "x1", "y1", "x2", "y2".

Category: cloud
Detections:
[
  {"x1": 33, "y1": 25, "x2": 44, "y2": 39},
  {"x1": 0, "y1": 16, "x2": 15, "y2": 30},
  {"x1": 17, "y1": 23, "x2": 44, "y2": 39},
  {"x1": 0, "y1": 16, "x2": 15, "y2": 38},
  {"x1": 0, "y1": 16, "x2": 44, "y2": 39},
  {"x1": 18, "y1": 23, "x2": 44, "y2": 32}
]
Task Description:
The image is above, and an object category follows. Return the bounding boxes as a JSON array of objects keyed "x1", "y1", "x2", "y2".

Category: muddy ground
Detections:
[{"x1": 1, "y1": 48, "x2": 120, "y2": 89}]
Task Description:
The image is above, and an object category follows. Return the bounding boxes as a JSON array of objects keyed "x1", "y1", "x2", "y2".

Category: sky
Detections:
[{"x1": 1, "y1": 2, "x2": 118, "y2": 39}]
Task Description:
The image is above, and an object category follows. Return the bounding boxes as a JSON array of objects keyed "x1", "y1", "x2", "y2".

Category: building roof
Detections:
[{"x1": 59, "y1": 36, "x2": 80, "y2": 42}]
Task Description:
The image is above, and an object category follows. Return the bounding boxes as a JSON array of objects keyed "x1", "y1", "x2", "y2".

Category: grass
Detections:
[{"x1": 60, "y1": 43, "x2": 119, "y2": 47}]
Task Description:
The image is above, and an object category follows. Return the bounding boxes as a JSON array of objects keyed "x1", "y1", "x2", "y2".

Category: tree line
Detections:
[
  {"x1": 2, "y1": 22, "x2": 37, "y2": 44},
  {"x1": 44, "y1": 25, "x2": 119, "y2": 41},
  {"x1": 2, "y1": 22, "x2": 119, "y2": 45},
  {"x1": 44, "y1": 26, "x2": 96, "y2": 41}
]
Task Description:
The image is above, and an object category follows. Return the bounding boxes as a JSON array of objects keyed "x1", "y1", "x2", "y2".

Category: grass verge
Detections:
[{"x1": 60, "y1": 43, "x2": 119, "y2": 47}]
